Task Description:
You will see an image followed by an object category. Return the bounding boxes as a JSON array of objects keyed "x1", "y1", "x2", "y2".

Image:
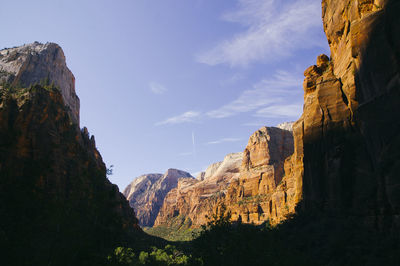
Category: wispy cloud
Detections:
[
  {"x1": 206, "y1": 70, "x2": 302, "y2": 119},
  {"x1": 254, "y1": 103, "x2": 302, "y2": 118},
  {"x1": 155, "y1": 111, "x2": 201, "y2": 126},
  {"x1": 196, "y1": 0, "x2": 323, "y2": 67},
  {"x1": 156, "y1": 70, "x2": 303, "y2": 126},
  {"x1": 205, "y1": 138, "x2": 241, "y2": 145},
  {"x1": 149, "y1": 81, "x2": 167, "y2": 95}
]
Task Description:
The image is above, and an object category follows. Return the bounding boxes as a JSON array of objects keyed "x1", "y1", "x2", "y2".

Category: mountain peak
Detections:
[{"x1": 0, "y1": 42, "x2": 80, "y2": 125}]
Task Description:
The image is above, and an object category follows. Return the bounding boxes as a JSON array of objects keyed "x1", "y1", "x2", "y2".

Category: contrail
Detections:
[{"x1": 192, "y1": 131, "x2": 196, "y2": 157}]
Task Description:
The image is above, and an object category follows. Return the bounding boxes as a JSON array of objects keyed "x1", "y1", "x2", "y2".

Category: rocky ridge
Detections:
[
  {"x1": 123, "y1": 169, "x2": 193, "y2": 227},
  {"x1": 154, "y1": 126, "x2": 296, "y2": 228},
  {"x1": 154, "y1": 152, "x2": 243, "y2": 228},
  {"x1": 0, "y1": 42, "x2": 80, "y2": 124},
  {"x1": 0, "y1": 43, "x2": 140, "y2": 264}
]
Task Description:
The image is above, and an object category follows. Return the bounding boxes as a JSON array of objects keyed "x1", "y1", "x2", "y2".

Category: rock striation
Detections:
[
  {"x1": 296, "y1": 0, "x2": 400, "y2": 231},
  {"x1": 0, "y1": 42, "x2": 80, "y2": 124},
  {"x1": 226, "y1": 127, "x2": 296, "y2": 225},
  {"x1": 140, "y1": 0, "x2": 400, "y2": 234},
  {"x1": 154, "y1": 152, "x2": 243, "y2": 228},
  {"x1": 154, "y1": 126, "x2": 296, "y2": 228},
  {"x1": 123, "y1": 169, "x2": 193, "y2": 227}
]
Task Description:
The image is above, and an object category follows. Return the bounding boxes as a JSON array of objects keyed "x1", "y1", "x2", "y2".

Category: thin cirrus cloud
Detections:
[
  {"x1": 206, "y1": 70, "x2": 303, "y2": 119},
  {"x1": 196, "y1": 0, "x2": 323, "y2": 67},
  {"x1": 155, "y1": 70, "x2": 303, "y2": 126},
  {"x1": 155, "y1": 111, "x2": 201, "y2": 126},
  {"x1": 205, "y1": 138, "x2": 242, "y2": 145},
  {"x1": 254, "y1": 103, "x2": 302, "y2": 118},
  {"x1": 149, "y1": 81, "x2": 167, "y2": 95}
]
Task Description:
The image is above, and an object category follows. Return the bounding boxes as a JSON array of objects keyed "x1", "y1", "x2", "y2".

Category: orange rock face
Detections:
[
  {"x1": 226, "y1": 127, "x2": 295, "y2": 225},
  {"x1": 154, "y1": 127, "x2": 296, "y2": 228},
  {"x1": 298, "y1": 0, "x2": 400, "y2": 230},
  {"x1": 154, "y1": 152, "x2": 243, "y2": 228}
]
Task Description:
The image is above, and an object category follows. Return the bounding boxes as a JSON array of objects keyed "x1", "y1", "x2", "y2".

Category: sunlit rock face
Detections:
[
  {"x1": 154, "y1": 127, "x2": 297, "y2": 228},
  {"x1": 0, "y1": 42, "x2": 80, "y2": 124},
  {"x1": 297, "y1": 0, "x2": 400, "y2": 230},
  {"x1": 123, "y1": 169, "x2": 193, "y2": 227},
  {"x1": 226, "y1": 127, "x2": 296, "y2": 225},
  {"x1": 153, "y1": 1, "x2": 400, "y2": 232},
  {"x1": 154, "y1": 152, "x2": 243, "y2": 228}
]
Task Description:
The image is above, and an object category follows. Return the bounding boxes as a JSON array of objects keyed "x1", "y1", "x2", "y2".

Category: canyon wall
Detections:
[
  {"x1": 123, "y1": 169, "x2": 193, "y2": 227},
  {"x1": 152, "y1": 0, "x2": 400, "y2": 231},
  {"x1": 0, "y1": 43, "x2": 140, "y2": 264},
  {"x1": 154, "y1": 152, "x2": 243, "y2": 228},
  {"x1": 154, "y1": 126, "x2": 296, "y2": 228},
  {"x1": 298, "y1": 0, "x2": 400, "y2": 230}
]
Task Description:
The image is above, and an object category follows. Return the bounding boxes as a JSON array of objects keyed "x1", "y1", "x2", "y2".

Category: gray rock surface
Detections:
[
  {"x1": 0, "y1": 42, "x2": 80, "y2": 124},
  {"x1": 276, "y1": 122, "x2": 294, "y2": 132}
]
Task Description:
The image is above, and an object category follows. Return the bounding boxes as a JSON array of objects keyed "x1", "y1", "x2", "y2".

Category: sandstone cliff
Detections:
[
  {"x1": 0, "y1": 42, "x2": 80, "y2": 124},
  {"x1": 154, "y1": 152, "x2": 243, "y2": 228},
  {"x1": 296, "y1": 0, "x2": 400, "y2": 231},
  {"x1": 0, "y1": 43, "x2": 140, "y2": 264},
  {"x1": 124, "y1": 169, "x2": 193, "y2": 227},
  {"x1": 154, "y1": 126, "x2": 296, "y2": 229},
  {"x1": 226, "y1": 127, "x2": 296, "y2": 225}
]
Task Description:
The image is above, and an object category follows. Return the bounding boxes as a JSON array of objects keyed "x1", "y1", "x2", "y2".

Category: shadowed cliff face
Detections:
[
  {"x1": 298, "y1": 0, "x2": 400, "y2": 230},
  {"x1": 0, "y1": 75, "x2": 140, "y2": 263},
  {"x1": 151, "y1": 1, "x2": 400, "y2": 233}
]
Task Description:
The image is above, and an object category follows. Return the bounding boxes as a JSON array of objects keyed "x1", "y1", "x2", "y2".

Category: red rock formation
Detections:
[
  {"x1": 154, "y1": 153, "x2": 243, "y2": 228},
  {"x1": 226, "y1": 127, "x2": 295, "y2": 225},
  {"x1": 154, "y1": 127, "x2": 295, "y2": 228},
  {"x1": 123, "y1": 169, "x2": 193, "y2": 227},
  {"x1": 292, "y1": 0, "x2": 400, "y2": 231}
]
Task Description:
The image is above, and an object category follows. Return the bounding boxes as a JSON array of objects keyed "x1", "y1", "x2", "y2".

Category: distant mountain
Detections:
[
  {"x1": 123, "y1": 169, "x2": 193, "y2": 227},
  {"x1": 153, "y1": 126, "x2": 295, "y2": 230},
  {"x1": 154, "y1": 152, "x2": 243, "y2": 228}
]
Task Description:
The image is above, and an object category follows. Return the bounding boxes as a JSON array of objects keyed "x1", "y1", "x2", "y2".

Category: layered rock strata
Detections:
[
  {"x1": 154, "y1": 152, "x2": 243, "y2": 228},
  {"x1": 123, "y1": 169, "x2": 193, "y2": 227},
  {"x1": 297, "y1": 0, "x2": 400, "y2": 230},
  {"x1": 155, "y1": 126, "x2": 296, "y2": 228},
  {"x1": 226, "y1": 127, "x2": 296, "y2": 225}
]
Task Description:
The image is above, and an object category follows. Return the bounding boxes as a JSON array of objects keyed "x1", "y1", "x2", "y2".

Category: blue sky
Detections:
[{"x1": 1, "y1": 0, "x2": 329, "y2": 190}]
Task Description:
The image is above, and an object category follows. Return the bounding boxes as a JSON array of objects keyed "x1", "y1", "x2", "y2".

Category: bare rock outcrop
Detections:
[
  {"x1": 154, "y1": 127, "x2": 296, "y2": 228},
  {"x1": 225, "y1": 127, "x2": 295, "y2": 225},
  {"x1": 123, "y1": 169, "x2": 193, "y2": 227},
  {"x1": 296, "y1": 0, "x2": 400, "y2": 230},
  {"x1": 154, "y1": 152, "x2": 243, "y2": 228},
  {"x1": 0, "y1": 42, "x2": 80, "y2": 124}
]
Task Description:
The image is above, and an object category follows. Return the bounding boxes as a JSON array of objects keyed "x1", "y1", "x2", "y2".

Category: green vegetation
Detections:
[
  {"x1": 107, "y1": 245, "x2": 202, "y2": 266},
  {"x1": 237, "y1": 194, "x2": 266, "y2": 206},
  {"x1": 144, "y1": 215, "x2": 201, "y2": 242},
  {"x1": 144, "y1": 226, "x2": 201, "y2": 242}
]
